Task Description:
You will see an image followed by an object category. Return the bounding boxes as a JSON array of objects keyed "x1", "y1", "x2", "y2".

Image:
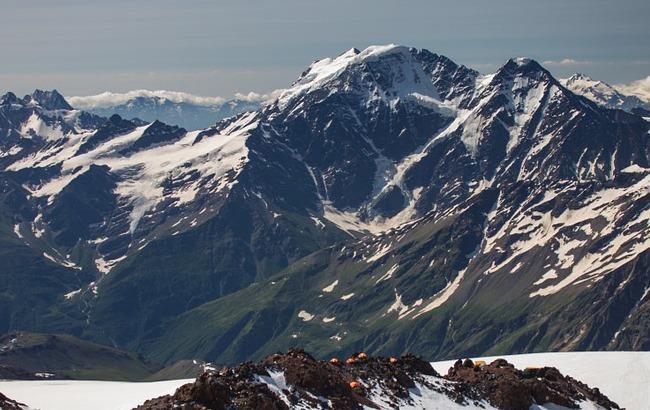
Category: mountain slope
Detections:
[
  {"x1": 0, "y1": 332, "x2": 157, "y2": 381},
  {"x1": 0, "y1": 90, "x2": 349, "y2": 350},
  {"x1": 133, "y1": 47, "x2": 650, "y2": 364}
]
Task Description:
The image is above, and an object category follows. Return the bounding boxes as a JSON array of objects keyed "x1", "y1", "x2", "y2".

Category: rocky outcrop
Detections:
[
  {"x1": 446, "y1": 358, "x2": 619, "y2": 410},
  {"x1": 135, "y1": 349, "x2": 619, "y2": 410}
]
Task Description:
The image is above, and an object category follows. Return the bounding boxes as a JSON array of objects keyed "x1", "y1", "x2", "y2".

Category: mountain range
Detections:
[
  {"x1": 66, "y1": 73, "x2": 650, "y2": 133},
  {"x1": 561, "y1": 73, "x2": 650, "y2": 114},
  {"x1": 1, "y1": 45, "x2": 649, "y2": 369},
  {"x1": 67, "y1": 90, "x2": 266, "y2": 130}
]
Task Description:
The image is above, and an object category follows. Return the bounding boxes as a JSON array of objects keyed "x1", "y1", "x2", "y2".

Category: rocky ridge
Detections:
[{"x1": 136, "y1": 349, "x2": 619, "y2": 410}]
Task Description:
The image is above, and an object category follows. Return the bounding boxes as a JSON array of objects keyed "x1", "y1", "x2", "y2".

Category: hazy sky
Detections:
[{"x1": 2, "y1": 0, "x2": 649, "y2": 97}]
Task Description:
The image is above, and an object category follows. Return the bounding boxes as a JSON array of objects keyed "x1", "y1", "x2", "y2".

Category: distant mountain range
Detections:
[
  {"x1": 1, "y1": 46, "x2": 649, "y2": 369},
  {"x1": 561, "y1": 73, "x2": 650, "y2": 114},
  {"x1": 67, "y1": 90, "x2": 270, "y2": 130}
]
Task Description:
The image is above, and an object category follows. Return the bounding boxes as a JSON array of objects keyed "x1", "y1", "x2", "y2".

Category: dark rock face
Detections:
[
  {"x1": 136, "y1": 350, "x2": 619, "y2": 410},
  {"x1": 44, "y1": 164, "x2": 118, "y2": 247},
  {"x1": 76, "y1": 114, "x2": 138, "y2": 155},
  {"x1": 260, "y1": 48, "x2": 456, "y2": 211},
  {"x1": 370, "y1": 185, "x2": 406, "y2": 217},
  {"x1": 119, "y1": 120, "x2": 185, "y2": 155},
  {"x1": 29, "y1": 89, "x2": 73, "y2": 111}
]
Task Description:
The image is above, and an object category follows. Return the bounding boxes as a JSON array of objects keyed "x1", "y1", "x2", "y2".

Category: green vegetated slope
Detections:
[
  {"x1": 138, "y1": 185, "x2": 650, "y2": 366},
  {"x1": 76, "y1": 200, "x2": 348, "y2": 354},
  {"x1": 0, "y1": 332, "x2": 157, "y2": 381},
  {"x1": 139, "y1": 191, "x2": 497, "y2": 364},
  {"x1": 0, "y1": 178, "x2": 93, "y2": 334}
]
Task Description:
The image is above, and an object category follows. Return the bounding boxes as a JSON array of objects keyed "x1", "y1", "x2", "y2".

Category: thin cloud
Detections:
[
  {"x1": 67, "y1": 90, "x2": 227, "y2": 108},
  {"x1": 67, "y1": 88, "x2": 287, "y2": 109},
  {"x1": 541, "y1": 58, "x2": 650, "y2": 67},
  {"x1": 233, "y1": 89, "x2": 284, "y2": 103},
  {"x1": 542, "y1": 58, "x2": 594, "y2": 66},
  {"x1": 615, "y1": 75, "x2": 650, "y2": 102}
]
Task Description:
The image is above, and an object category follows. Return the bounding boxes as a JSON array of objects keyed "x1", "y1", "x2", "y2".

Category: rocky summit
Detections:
[
  {"x1": 135, "y1": 349, "x2": 619, "y2": 410},
  {"x1": 0, "y1": 45, "x2": 649, "y2": 367}
]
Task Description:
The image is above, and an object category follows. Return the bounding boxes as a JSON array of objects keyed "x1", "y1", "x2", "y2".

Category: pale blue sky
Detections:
[{"x1": 1, "y1": 0, "x2": 649, "y2": 97}]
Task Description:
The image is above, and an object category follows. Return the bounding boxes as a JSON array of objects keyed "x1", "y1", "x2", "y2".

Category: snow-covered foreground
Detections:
[
  {"x1": 0, "y1": 352, "x2": 647, "y2": 410},
  {"x1": 0, "y1": 378, "x2": 192, "y2": 410},
  {"x1": 432, "y1": 352, "x2": 650, "y2": 410}
]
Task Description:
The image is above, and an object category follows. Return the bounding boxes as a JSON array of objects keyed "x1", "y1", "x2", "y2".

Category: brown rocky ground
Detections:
[{"x1": 135, "y1": 349, "x2": 619, "y2": 410}]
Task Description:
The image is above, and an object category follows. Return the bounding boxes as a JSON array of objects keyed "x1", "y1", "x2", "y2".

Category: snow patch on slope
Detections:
[
  {"x1": 298, "y1": 310, "x2": 314, "y2": 321},
  {"x1": 416, "y1": 268, "x2": 468, "y2": 316},
  {"x1": 20, "y1": 112, "x2": 65, "y2": 140},
  {"x1": 322, "y1": 280, "x2": 338, "y2": 293},
  {"x1": 13, "y1": 112, "x2": 257, "y2": 234}
]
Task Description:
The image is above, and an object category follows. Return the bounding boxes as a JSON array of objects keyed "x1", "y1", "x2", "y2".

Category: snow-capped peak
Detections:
[
  {"x1": 27, "y1": 89, "x2": 73, "y2": 111},
  {"x1": 0, "y1": 91, "x2": 20, "y2": 106},
  {"x1": 499, "y1": 57, "x2": 547, "y2": 76},
  {"x1": 1, "y1": 90, "x2": 70, "y2": 111},
  {"x1": 565, "y1": 72, "x2": 592, "y2": 82},
  {"x1": 275, "y1": 44, "x2": 441, "y2": 108},
  {"x1": 562, "y1": 73, "x2": 603, "y2": 89}
]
